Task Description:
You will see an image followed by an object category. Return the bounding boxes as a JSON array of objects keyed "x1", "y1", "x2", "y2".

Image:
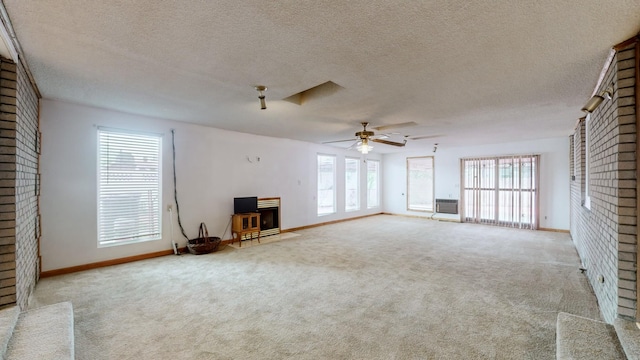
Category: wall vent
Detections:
[{"x1": 435, "y1": 199, "x2": 458, "y2": 214}]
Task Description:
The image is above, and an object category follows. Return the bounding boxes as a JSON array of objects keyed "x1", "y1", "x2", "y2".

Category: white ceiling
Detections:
[{"x1": 4, "y1": 1, "x2": 640, "y2": 153}]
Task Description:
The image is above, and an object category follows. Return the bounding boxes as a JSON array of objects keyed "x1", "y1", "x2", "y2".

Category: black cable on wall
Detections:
[{"x1": 171, "y1": 129, "x2": 189, "y2": 241}]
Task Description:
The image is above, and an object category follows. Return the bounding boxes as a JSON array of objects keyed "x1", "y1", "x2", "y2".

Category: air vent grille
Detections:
[{"x1": 435, "y1": 199, "x2": 458, "y2": 214}]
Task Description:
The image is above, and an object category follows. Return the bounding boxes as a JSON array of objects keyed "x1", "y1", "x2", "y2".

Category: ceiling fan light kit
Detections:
[
  {"x1": 255, "y1": 85, "x2": 267, "y2": 110},
  {"x1": 357, "y1": 138, "x2": 373, "y2": 154}
]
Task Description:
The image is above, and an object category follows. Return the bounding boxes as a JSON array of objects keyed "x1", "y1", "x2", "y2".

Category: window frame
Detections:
[
  {"x1": 406, "y1": 156, "x2": 435, "y2": 212},
  {"x1": 97, "y1": 127, "x2": 163, "y2": 247},
  {"x1": 367, "y1": 159, "x2": 380, "y2": 209},
  {"x1": 345, "y1": 157, "x2": 360, "y2": 212},
  {"x1": 317, "y1": 154, "x2": 337, "y2": 216},
  {"x1": 583, "y1": 114, "x2": 591, "y2": 209}
]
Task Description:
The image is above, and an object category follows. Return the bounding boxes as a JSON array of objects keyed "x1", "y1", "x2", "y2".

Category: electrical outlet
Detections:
[{"x1": 167, "y1": 204, "x2": 173, "y2": 212}]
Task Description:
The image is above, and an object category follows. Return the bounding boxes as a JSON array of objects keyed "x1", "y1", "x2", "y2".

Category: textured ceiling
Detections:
[{"x1": 4, "y1": 1, "x2": 640, "y2": 152}]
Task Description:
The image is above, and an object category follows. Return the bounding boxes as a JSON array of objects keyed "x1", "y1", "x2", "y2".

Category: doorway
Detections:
[{"x1": 461, "y1": 155, "x2": 539, "y2": 229}]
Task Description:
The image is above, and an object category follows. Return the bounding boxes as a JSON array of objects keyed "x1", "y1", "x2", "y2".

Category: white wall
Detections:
[
  {"x1": 40, "y1": 100, "x2": 381, "y2": 271},
  {"x1": 382, "y1": 137, "x2": 570, "y2": 230}
]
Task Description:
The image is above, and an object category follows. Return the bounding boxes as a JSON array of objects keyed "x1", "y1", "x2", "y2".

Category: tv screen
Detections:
[{"x1": 234, "y1": 197, "x2": 258, "y2": 214}]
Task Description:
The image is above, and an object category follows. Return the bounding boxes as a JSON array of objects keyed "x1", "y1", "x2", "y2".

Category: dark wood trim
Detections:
[
  {"x1": 0, "y1": 3, "x2": 42, "y2": 98},
  {"x1": 381, "y1": 212, "x2": 462, "y2": 222},
  {"x1": 282, "y1": 213, "x2": 383, "y2": 233},
  {"x1": 613, "y1": 35, "x2": 639, "y2": 51},
  {"x1": 591, "y1": 49, "x2": 617, "y2": 98},
  {"x1": 538, "y1": 228, "x2": 570, "y2": 234},
  {"x1": 575, "y1": 116, "x2": 586, "y2": 131},
  {"x1": 383, "y1": 212, "x2": 563, "y2": 230},
  {"x1": 635, "y1": 39, "x2": 640, "y2": 321},
  {"x1": 41, "y1": 214, "x2": 384, "y2": 276},
  {"x1": 220, "y1": 238, "x2": 234, "y2": 246},
  {"x1": 40, "y1": 249, "x2": 180, "y2": 278}
]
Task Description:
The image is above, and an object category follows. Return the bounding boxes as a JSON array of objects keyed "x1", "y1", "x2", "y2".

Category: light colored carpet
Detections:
[
  {"x1": 6, "y1": 302, "x2": 74, "y2": 360},
  {"x1": 228, "y1": 232, "x2": 300, "y2": 249},
  {"x1": 614, "y1": 318, "x2": 640, "y2": 360},
  {"x1": 30, "y1": 215, "x2": 601, "y2": 359},
  {"x1": 556, "y1": 312, "x2": 625, "y2": 359},
  {"x1": 0, "y1": 306, "x2": 19, "y2": 358}
]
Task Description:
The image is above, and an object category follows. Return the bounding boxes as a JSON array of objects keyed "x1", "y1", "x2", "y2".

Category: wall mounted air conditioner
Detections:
[{"x1": 435, "y1": 199, "x2": 458, "y2": 214}]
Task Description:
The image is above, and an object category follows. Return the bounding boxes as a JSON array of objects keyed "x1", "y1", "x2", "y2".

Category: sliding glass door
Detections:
[{"x1": 462, "y1": 155, "x2": 539, "y2": 229}]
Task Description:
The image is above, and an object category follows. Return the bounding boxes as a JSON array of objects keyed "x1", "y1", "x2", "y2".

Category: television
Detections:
[{"x1": 234, "y1": 196, "x2": 258, "y2": 214}]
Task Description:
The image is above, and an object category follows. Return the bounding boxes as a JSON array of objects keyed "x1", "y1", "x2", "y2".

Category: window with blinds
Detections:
[
  {"x1": 317, "y1": 154, "x2": 336, "y2": 216},
  {"x1": 461, "y1": 155, "x2": 539, "y2": 229},
  {"x1": 583, "y1": 114, "x2": 591, "y2": 209},
  {"x1": 345, "y1": 157, "x2": 360, "y2": 212},
  {"x1": 98, "y1": 128, "x2": 162, "y2": 246},
  {"x1": 407, "y1": 156, "x2": 434, "y2": 212},
  {"x1": 367, "y1": 159, "x2": 380, "y2": 208}
]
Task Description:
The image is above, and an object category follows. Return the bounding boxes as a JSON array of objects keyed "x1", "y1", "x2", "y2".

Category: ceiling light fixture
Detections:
[
  {"x1": 255, "y1": 85, "x2": 267, "y2": 110},
  {"x1": 357, "y1": 138, "x2": 373, "y2": 154},
  {"x1": 581, "y1": 86, "x2": 613, "y2": 113}
]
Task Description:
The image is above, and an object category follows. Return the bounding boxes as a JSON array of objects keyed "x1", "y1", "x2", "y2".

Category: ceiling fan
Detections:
[
  {"x1": 323, "y1": 122, "x2": 407, "y2": 154},
  {"x1": 405, "y1": 134, "x2": 441, "y2": 141}
]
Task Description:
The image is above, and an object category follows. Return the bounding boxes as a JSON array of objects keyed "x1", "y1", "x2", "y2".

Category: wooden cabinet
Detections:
[{"x1": 231, "y1": 213, "x2": 260, "y2": 247}]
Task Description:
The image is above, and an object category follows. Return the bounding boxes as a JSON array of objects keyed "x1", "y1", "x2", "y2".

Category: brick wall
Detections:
[
  {"x1": 569, "y1": 43, "x2": 637, "y2": 322},
  {"x1": 0, "y1": 56, "x2": 40, "y2": 310},
  {"x1": 14, "y1": 58, "x2": 39, "y2": 310},
  {"x1": 0, "y1": 59, "x2": 16, "y2": 307},
  {"x1": 616, "y1": 45, "x2": 637, "y2": 319}
]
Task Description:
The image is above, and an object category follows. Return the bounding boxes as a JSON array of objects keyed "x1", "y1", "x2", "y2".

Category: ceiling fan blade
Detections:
[
  {"x1": 347, "y1": 141, "x2": 361, "y2": 150},
  {"x1": 322, "y1": 138, "x2": 356, "y2": 144},
  {"x1": 409, "y1": 134, "x2": 441, "y2": 141},
  {"x1": 370, "y1": 134, "x2": 389, "y2": 140},
  {"x1": 371, "y1": 138, "x2": 407, "y2": 147},
  {"x1": 372, "y1": 121, "x2": 418, "y2": 131}
]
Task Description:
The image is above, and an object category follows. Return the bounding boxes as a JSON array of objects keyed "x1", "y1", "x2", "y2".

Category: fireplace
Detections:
[
  {"x1": 257, "y1": 198, "x2": 280, "y2": 237},
  {"x1": 259, "y1": 207, "x2": 279, "y2": 230}
]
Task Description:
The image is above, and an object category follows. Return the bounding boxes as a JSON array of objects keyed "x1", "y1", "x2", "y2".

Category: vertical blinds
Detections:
[
  {"x1": 462, "y1": 155, "x2": 539, "y2": 229},
  {"x1": 98, "y1": 129, "x2": 162, "y2": 246}
]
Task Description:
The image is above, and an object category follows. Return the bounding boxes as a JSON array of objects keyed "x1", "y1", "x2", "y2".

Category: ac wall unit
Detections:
[{"x1": 435, "y1": 199, "x2": 458, "y2": 214}]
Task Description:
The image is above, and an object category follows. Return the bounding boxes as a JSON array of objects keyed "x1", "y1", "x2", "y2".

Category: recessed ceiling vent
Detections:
[{"x1": 283, "y1": 81, "x2": 344, "y2": 105}]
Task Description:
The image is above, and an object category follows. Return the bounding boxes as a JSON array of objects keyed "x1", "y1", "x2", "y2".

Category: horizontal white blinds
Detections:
[{"x1": 98, "y1": 129, "x2": 162, "y2": 246}]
